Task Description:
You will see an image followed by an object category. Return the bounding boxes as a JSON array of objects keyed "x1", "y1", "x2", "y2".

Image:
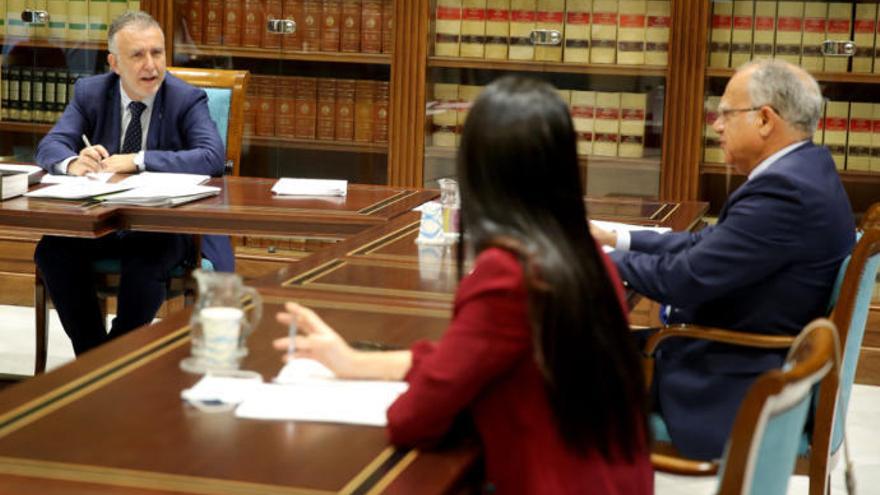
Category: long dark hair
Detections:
[{"x1": 456, "y1": 76, "x2": 649, "y2": 460}]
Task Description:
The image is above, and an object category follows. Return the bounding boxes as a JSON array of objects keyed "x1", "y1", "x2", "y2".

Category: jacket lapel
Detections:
[{"x1": 146, "y1": 79, "x2": 166, "y2": 150}]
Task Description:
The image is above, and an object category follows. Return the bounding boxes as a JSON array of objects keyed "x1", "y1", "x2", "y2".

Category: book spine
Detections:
[
  {"x1": 107, "y1": 0, "x2": 127, "y2": 26},
  {"x1": 185, "y1": 0, "x2": 204, "y2": 44},
  {"x1": 19, "y1": 67, "x2": 32, "y2": 122},
  {"x1": 57, "y1": 70, "x2": 69, "y2": 121},
  {"x1": 67, "y1": 0, "x2": 89, "y2": 40},
  {"x1": 381, "y1": 0, "x2": 393, "y2": 53},
  {"x1": 618, "y1": 92, "x2": 646, "y2": 157},
  {"x1": 0, "y1": 64, "x2": 8, "y2": 121},
  {"x1": 564, "y1": 0, "x2": 591, "y2": 63},
  {"x1": 853, "y1": 3, "x2": 876, "y2": 73},
  {"x1": 275, "y1": 76, "x2": 297, "y2": 138},
  {"x1": 317, "y1": 78, "x2": 337, "y2": 140},
  {"x1": 295, "y1": 76, "x2": 317, "y2": 139},
  {"x1": 590, "y1": 0, "x2": 618, "y2": 64},
  {"x1": 729, "y1": 0, "x2": 753, "y2": 68},
  {"x1": 461, "y1": 0, "x2": 487, "y2": 58},
  {"x1": 335, "y1": 79, "x2": 356, "y2": 140},
  {"x1": 204, "y1": 0, "x2": 224, "y2": 45},
  {"x1": 47, "y1": 0, "x2": 67, "y2": 39},
  {"x1": 847, "y1": 102, "x2": 872, "y2": 171},
  {"x1": 282, "y1": 0, "x2": 303, "y2": 50},
  {"x1": 0, "y1": 0, "x2": 5, "y2": 35},
  {"x1": 243, "y1": 77, "x2": 257, "y2": 136},
  {"x1": 263, "y1": 0, "x2": 283, "y2": 48},
  {"x1": 436, "y1": 0, "x2": 463, "y2": 57},
  {"x1": 799, "y1": 1, "x2": 826, "y2": 71},
  {"x1": 321, "y1": 0, "x2": 342, "y2": 51},
  {"x1": 256, "y1": 76, "x2": 276, "y2": 137},
  {"x1": 8, "y1": 67, "x2": 20, "y2": 121},
  {"x1": 128, "y1": 0, "x2": 139, "y2": 11},
  {"x1": 431, "y1": 83, "x2": 459, "y2": 147},
  {"x1": 708, "y1": 0, "x2": 732, "y2": 68},
  {"x1": 484, "y1": 0, "x2": 509, "y2": 59},
  {"x1": 509, "y1": 0, "x2": 536, "y2": 60},
  {"x1": 88, "y1": 0, "x2": 108, "y2": 41},
  {"x1": 644, "y1": 0, "x2": 669, "y2": 65},
  {"x1": 32, "y1": 68, "x2": 45, "y2": 123},
  {"x1": 617, "y1": 0, "x2": 646, "y2": 65},
  {"x1": 871, "y1": 103, "x2": 880, "y2": 171},
  {"x1": 571, "y1": 90, "x2": 596, "y2": 156},
  {"x1": 704, "y1": 96, "x2": 724, "y2": 163},
  {"x1": 361, "y1": 0, "x2": 382, "y2": 53},
  {"x1": 751, "y1": 0, "x2": 775, "y2": 60},
  {"x1": 302, "y1": 0, "x2": 322, "y2": 51},
  {"x1": 354, "y1": 79, "x2": 375, "y2": 142},
  {"x1": 340, "y1": 0, "x2": 361, "y2": 52},
  {"x1": 593, "y1": 91, "x2": 620, "y2": 156},
  {"x1": 31, "y1": 0, "x2": 48, "y2": 38},
  {"x1": 223, "y1": 0, "x2": 242, "y2": 46},
  {"x1": 534, "y1": 0, "x2": 563, "y2": 61},
  {"x1": 824, "y1": 100, "x2": 849, "y2": 170},
  {"x1": 773, "y1": 1, "x2": 803, "y2": 65},
  {"x1": 824, "y1": 3, "x2": 852, "y2": 72},
  {"x1": 372, "y1": 80, "x2": 389, "y2": 143}
]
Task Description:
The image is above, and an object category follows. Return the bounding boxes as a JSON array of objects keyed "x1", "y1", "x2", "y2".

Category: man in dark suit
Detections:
[
  {"x1": 592, "y1": 59, "x2": 854, "y2": 459},
  {"x1": 34, "y1": 11, "x2": 234, "y2": 355}
]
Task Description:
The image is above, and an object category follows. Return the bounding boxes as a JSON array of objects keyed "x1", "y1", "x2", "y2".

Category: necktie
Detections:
[{"x1": 121, "y1": 101, "x2": 147, "y2": 154}]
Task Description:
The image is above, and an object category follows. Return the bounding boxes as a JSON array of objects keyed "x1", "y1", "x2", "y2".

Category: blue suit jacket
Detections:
[
  {"x1": 35, "y1": 72, "x2": 234, "y2": 271},
  {"x1": 611, "y1": 142, "x2": 854, "y2": 459}
]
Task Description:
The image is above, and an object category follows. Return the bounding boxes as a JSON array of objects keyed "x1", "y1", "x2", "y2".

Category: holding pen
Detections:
[{"x1": 80, "y1": 134, "x2": 107, "y2": 177}]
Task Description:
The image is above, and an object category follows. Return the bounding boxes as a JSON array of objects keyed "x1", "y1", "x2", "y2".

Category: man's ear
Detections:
[
  {"x1": 756, "y1": 106, "x2": 775, "y2": 137},
  {"x1": 107, "y1": 52, "x2": 118, "y2": 74}
]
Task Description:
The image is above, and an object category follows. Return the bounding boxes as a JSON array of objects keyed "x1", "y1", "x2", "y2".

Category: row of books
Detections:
[
  {"x1": 431, "y1": 83, "x2": 650, "y2": 158},
  {"x1": 243, "y1": 75, "x2": 389, "y2": 143},
  {"x1": 704, "y1": 96, "x2": 880, "y2": 172},
  {"x1": 709, "y1": 0, "x2": 880, "y2": 73},
  {"x1": 1, "y1": 0, "x2": 140, "y2": 41},
  {"x1": 434, "y1": 0, "x2": 670, "y2": 66},
  {"x1": 0, "y1": 66, "x2": 92, "y2": 123},
  {"x1": 183, "y1": 0, "x2": 394, "y2": 54}
]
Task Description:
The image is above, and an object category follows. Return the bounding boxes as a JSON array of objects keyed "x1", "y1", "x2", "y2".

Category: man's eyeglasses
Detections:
[{"x1": 713, "y1": 105, "x2": 778, "y2": 123}]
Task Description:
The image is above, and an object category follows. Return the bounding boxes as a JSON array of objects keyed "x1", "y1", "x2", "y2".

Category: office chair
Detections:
[{"x1": 33, "y1": 68, "x2": 249, "y2": 374}]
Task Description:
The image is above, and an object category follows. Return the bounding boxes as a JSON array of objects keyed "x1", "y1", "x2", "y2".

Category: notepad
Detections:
[{"x1": 271, "y1": 178, "x2": 348, "y2": 197}]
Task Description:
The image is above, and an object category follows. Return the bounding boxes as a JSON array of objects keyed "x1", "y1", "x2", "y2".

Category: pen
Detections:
[
  {"x1": 287, "y1": 319, "x2": 297, "y2": 357},
  {"x1": 81, "y1": 134, "x2": 92, "y2": 148}
]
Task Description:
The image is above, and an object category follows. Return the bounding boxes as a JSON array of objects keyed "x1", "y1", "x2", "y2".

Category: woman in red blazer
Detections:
[{"x1": 274, "y1": 76, "x2": 652, "y2": 494}]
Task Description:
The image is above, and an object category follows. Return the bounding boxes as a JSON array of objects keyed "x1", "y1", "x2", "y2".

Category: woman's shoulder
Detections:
[{"x1": 460, "y1": 247, "x2": 526, "y2": 295}]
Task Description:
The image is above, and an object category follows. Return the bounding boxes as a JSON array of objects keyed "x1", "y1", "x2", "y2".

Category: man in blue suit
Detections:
[
  {"x1": 34, "y1": 11, "x2": 234, "y2": 355},
  {"x1": 592, "y1": 60, "x2": 854, "y2": 459}
]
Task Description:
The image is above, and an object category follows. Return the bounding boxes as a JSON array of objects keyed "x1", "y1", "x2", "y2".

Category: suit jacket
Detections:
[
  {"x1": 388, "y1": 248, "x2": 652, "y2": 495},
  {"x1": 611, "y1": 142, "x2": 854, "y2": 459},
  {"x1": 36, "y1": 72, "x2": 234, "y2": 271}
]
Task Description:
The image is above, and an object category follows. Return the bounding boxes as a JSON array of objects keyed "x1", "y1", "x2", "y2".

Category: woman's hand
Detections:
[{"x1": 273, "y1": 302, "x2": 359, "y2": 378}]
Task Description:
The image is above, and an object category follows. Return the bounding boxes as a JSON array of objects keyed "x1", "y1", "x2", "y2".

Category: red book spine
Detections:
[
  {"x1": 242, "y1": 0, "x2": 263, "y2": 47},
  {"x1": 282, "y1": 0, "x2": 304, "y2": 50},
  {"x1": 256, "y1": 77, "x2": 276, "y2": 137},
  {"x1": 295, "y1": 77, "x2": 318, "y2": 139},
  {"x1": 262, "y1": 0, "x2": 283, "y2": 48},
  {"x1": 186, "y1": 0, "x2": 204, "y2": 44},
  {"x1": 354, "y1": 79, "x2": 375, "y2": 142},
  {"x1": 361, "y1": 0, "x2": 382, "y2": 53},
  {"x1": 340, "y1": 0, "x2": 361, "y2": 52},
  {"x1": 381, "y1": 0, "x2": 393, "y2": 53},
  {"x1": 222, "y1": 0, "x2": 242, "y2": 46},
  {"x1": 275, "y1": 77, "x2": 297, "y2": 138},
  {"x1": 322, "y1": 0, "x2": 342, "y2": 51},
  {"x1": 335, "y1": 79, "x2": 356, "y2": 140},
  {"x1": 204, "y1": 0, "x2": 223, "y2": 45},
  {"x1": 302, "y1": 0, "x2": 323, "y2": 51},
  {"x1": 317, "y1": 78, "x2": 337, "y2": 140},
  {"x1": 243, "y1": 80, "x2": 257, "y2": 136},
  {"x1": 372, "y1": 81, "x2": 389, "y2": 143}
]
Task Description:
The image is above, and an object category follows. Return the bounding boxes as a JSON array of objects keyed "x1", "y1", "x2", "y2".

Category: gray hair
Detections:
[
  {"x1": 107, "y1": 11, "x2": 162, "y2": 54},
  {"x1": 740, "y1": 59, "x2": 823, "y2": 136}
]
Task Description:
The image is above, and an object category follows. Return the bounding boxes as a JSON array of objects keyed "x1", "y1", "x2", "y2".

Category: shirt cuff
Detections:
[
  {"x1": 55, "y1": 156, "x2": 77, "y2": 175},
  {"x1": 615, "y1": 229, "x2": 631, "y2": 251},
  {"x1": 134, "y1": 151, "x2": 146, "y2": 171}
]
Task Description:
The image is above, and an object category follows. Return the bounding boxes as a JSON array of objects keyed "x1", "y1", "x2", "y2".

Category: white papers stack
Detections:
[
  {"x1": 271, "y1": 178, "x2": 348, "y2": 197},
  {"x1": 117, "y1": 171, "x2": 210, "y2": 188},
  {"x1": 591, "y1": 220, "x2": 672, "y2": 253},
  {"x1": 0, "y1": 164, "x2": 43, "y2": 185},
  {"x1": 41, "y1": 172, "x2": 114, "y2": 184},
  {"x1": 25, "y1": 181, "x2": 132, "y2": 200},
  {"x1": 100, "y1": 184, "x2": 220, "y2": 207},
  {"x1": 234, "y1": 359, "x2": 408, "y2": 426}
]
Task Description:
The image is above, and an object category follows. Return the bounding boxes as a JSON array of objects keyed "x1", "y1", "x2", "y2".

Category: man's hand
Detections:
[
  {"x1": 100, "y1": 153, "x2": 138, "y2": 174},
  {"x1": 589, "y1": 221, "x2": 618, "y2": 247},
  {"x1": 68, "y1": 144, "x2": 110, "y2": 176}
]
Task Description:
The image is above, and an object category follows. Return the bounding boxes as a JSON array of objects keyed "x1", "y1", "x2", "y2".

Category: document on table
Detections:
[
  {"x1": 41, "y1": 172, "x2": 115, "y2": 184},
  {"x1": 234, "y1": 359, "x2": 408, "y2": 426},
  {"x1": 271, "y1": 178, "x2": 348, "y2": 197},
  {"x1": 99, "y1": 184, "x2": 220, "y2": 207},
  {"x1": 116, "y1": 171, "x2": 210, "y2": 188},
  {"x1": 25, "y1": 181, "x2": 132, "y2": 200},
  {"x1": 591, "y1": 220, "x2": 672, "y2": 253}
]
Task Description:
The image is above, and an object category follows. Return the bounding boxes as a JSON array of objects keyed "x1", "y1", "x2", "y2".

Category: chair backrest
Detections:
[
  {"x1": 807, "y1": 203, "x2": 880, "y2": 485},
  {"x1": 167, "y1": 67, "x2": 249, "y2": 176},
  {"x1": 716, "y1": 319, "x2": 836, "y2": 495}
]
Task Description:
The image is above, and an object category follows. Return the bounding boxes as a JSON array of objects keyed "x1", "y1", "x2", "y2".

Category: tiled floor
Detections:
[{"x1": 0, "y1": 304, "x2": 877, "y2": 494}]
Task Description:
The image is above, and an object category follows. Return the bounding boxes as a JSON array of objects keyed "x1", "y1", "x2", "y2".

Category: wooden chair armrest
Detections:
[
  {"x1": 644, "y1": 325, "x2": 796, "y2": 357},
  {"x1": 651, "y1": 453, "x2": 719, "y2": 476}
]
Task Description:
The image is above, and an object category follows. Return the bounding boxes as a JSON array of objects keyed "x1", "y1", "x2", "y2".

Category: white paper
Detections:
[
  {"x1": 41, "y1": 172, "x2": 114, "y2": 184},
  {"x1": 25, "y1": 181, "x2": 132, "y2": 200},
  {"x1": 117, "y1": 171, "x2": 210, "y2": 188},
  {"x1": 181, "y1": 372, "x2": 264, "y2": 405},
  {"x1": 100, "y1": 184, "x2": 220, "y2": 206},
  {"x1": 271, "y1": 178, "x2": 348, "y2": 197},
  {"x1": 234, "y1": 358, "x2": 408, "y2": 426}
]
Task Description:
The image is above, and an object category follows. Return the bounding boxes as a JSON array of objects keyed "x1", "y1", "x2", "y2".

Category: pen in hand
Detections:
[
  {"x1": 81, "y1": 134, "x2": 92, "y2": 148},
  {"x1": 287, "y1": 319, "x2": 297, "y2": 358},
  {"x1": 81, "y1": 134, "x2": 106, "y2": 176}
]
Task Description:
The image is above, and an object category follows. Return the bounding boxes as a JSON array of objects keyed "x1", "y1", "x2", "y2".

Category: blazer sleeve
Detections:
[
  {"x1": 34, "y1": 79, "x2": 91, "y2": 171},
  {"x1": 611, "y1": 174, "x2": 805, "y2": 307},
  {"x1": 387, "y1": 249, "x2": 530, "y2": 447},
  {"x1": 629, "y1": 225, "x2": 716, "y2": 254},
  {"x1": 142, "y1": 89, "x2": 225, "y2": 175}
]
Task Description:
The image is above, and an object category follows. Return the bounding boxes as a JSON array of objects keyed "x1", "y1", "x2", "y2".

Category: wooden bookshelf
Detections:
[
  {"x1": 0, "y1": 121, "x2": 53, "y2": 133},
  {"x1": 702, "y1": 162, "x2": 880, "y2": 184},
  {"x1": 0, "y1": 36, "x2": 107, "y2": 51},
  {"x1": 706, "y1": 67, "x2": 880, "y2": 85},
  {"x1": 246, "y1": 136, "x2": 387, "y2": 154},
  {"x1": 426, "y1": 146, "x2": 659, "y2": 171},
  {"x1": 429, "y1": 57, "x2": 667, "y2": 77},
  {"x1": 175, "y1": 44, "x2": 391, "y2": 65}
]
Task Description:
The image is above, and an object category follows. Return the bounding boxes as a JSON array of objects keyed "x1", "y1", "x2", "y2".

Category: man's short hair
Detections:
[
  {"x1": 740, "y1": 59, "x2": 824, "y2": 136},
  {"x1": 107, "y1": 11, "x2": 162, "y2": 54}
]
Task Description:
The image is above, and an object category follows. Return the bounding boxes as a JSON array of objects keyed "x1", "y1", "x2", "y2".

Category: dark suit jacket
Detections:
[
  {"x1": 611, "y1": 142, "x2": 854, "y2": 459},
  {"x1": 35, "y1": 72, "x2": 234, "y2": 271}
]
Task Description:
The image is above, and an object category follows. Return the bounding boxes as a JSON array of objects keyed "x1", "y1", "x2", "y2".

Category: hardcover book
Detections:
[
  {"x1": 381, "y1": 0, "x2": 393, "y2": 53},
  {"x1": 282, "y1": 0, "x2": 304, "y2": 51},
  {"x1": 321, "y1": 0, "x2": 342, "y2": 51},
  {"x1": 593, "y1": 91, "x2": 621, "y2": 156},
  {"x1": 67, "y1": 0, "x2": 88, "y2": 41},
  {"x1": 354, "y1": 79, "x2": 376, "y2": 142},
  {"x1": 853, "y1": 2, "x2": 877, "y2": 73},
  {"x1": 617, "y1": 0, "x2": 646, "y2": 65},
  {"x1": 751, "y1": 0, "x2": 775, "y2": 60},
  {"x1": 571, "y1": 90, "x2": 596, "y2": 156},
  {"x1": 362, "y1": 0, "x2": 383, "y2": 52},
  {"x1": 618, "y1": 92, "x2": 646, "y2": 157},
  {"x1": 295, "y1": 77, "x2": 318, "y2": 139},
  {"x1": 564, "y1": 0, "x2": 591, "y2": 63},
  {"x1": 484, "y1": 0, "x2": 510, "y2": 59},
  {"x1": 185, "y1": 0, "x2": 204, "y2": 43},
  {"x1": 87, "y1": 0, "x2": 108, "y2": 41},
  {"x1": 223, "y1": 0, "x2": 242, "y2": 46},
  {"x1": 47, "y1": 0, "x2": 67, "y2": 39},
  {"x1": 335, "y1": 79, "x2": 356, "y2": 140},
  {"x1": 317, "y1": 78, "x2": 337, "y2": 140},
  {"x1": 590, "y1": 0, "x2": 618, "y2": 64},
  {"x1": 800, "y1": 1, "x2": 826, "y2": 71},
  {"x1": 773, "y1": 1, "x2": 803, "y2": 65},
  {"x1": 302, "y1": 0, "x2": 323, "y2": 51},
  {"x1": 534, "y1": 0, "x2": 564, "y2": 61},
  {"x1": 461, "y1": 0, "x2": 487, "y2": 58},
  {"x1": 341, "y1": 0, "x2": 361, "y2": 52},
  {"x1": 373, "y1": 81, "x2": 389, "y2": 143},
  {"x1": 644, "y1": 0, "x2": 669, "y2": 65},
  {"x1": 255, "y1": 77, "x2": 277, "y2": 137},
  {"x1": 205, "y1": 0, "x2": 224, "y2": 45},
  {"x1": 276, "y1": 77, "x2": 297, "y2": 138},
  {"x1": 824, "y1": 2, "x2": 852, "y2": 72},
  {"x1": 263, "y1": 0, "x2": 283, "y2": 48},
  {"x1": 509, "y1": 0, "x2": 536, "y2": 60},
  {"x1": 708, "y1": 0, "x2": 732, "y2": 68},
  {"x1": 431, "y1": 83, "x2": 459, "y2": 147},
  {"x1": 847, "y1": 102, "x2": 872, "y2": 171},
  {"x1": 824, "y1": 100, "x2": 849, "y2": 170},
  {"x1": 729, "y1": 0, "x2": 753, "y2": 67}
]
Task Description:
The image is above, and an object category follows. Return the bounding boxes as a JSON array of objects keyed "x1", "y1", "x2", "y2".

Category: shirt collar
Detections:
[
  {"x1": 119, "y1": 81, "x2": 156, "y2": 112},
  {"x1": 747, "y1": 140, "x2": 808, "y2": 181}
]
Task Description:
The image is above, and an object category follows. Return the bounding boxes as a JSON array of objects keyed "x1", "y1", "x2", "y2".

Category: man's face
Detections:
[
  {"x1": 712, "y1": 69, "x2": 765, "y2": 175},
  {"x1": 108, "y1": 25, "x2": 166, "y2": 101}
]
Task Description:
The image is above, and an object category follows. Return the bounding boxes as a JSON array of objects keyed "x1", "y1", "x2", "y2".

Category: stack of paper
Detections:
[
  {"x1": 100, "y1": 184, "x2": 220, "y2": 207},
  {"x1": 117, "y1": 172, "x2": 210, "y2": 188},
  {"x1": 271, "y1": 178, "x2": 348, "y2": 197}
]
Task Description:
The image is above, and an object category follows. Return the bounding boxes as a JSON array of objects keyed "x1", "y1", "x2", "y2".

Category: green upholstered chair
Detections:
[
  {"x1": 33, "y1": 68, "x2": 249, "y2": 374},
  {"x1": 652, "y1": 318, "x2": 836, "y2": 495}
]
